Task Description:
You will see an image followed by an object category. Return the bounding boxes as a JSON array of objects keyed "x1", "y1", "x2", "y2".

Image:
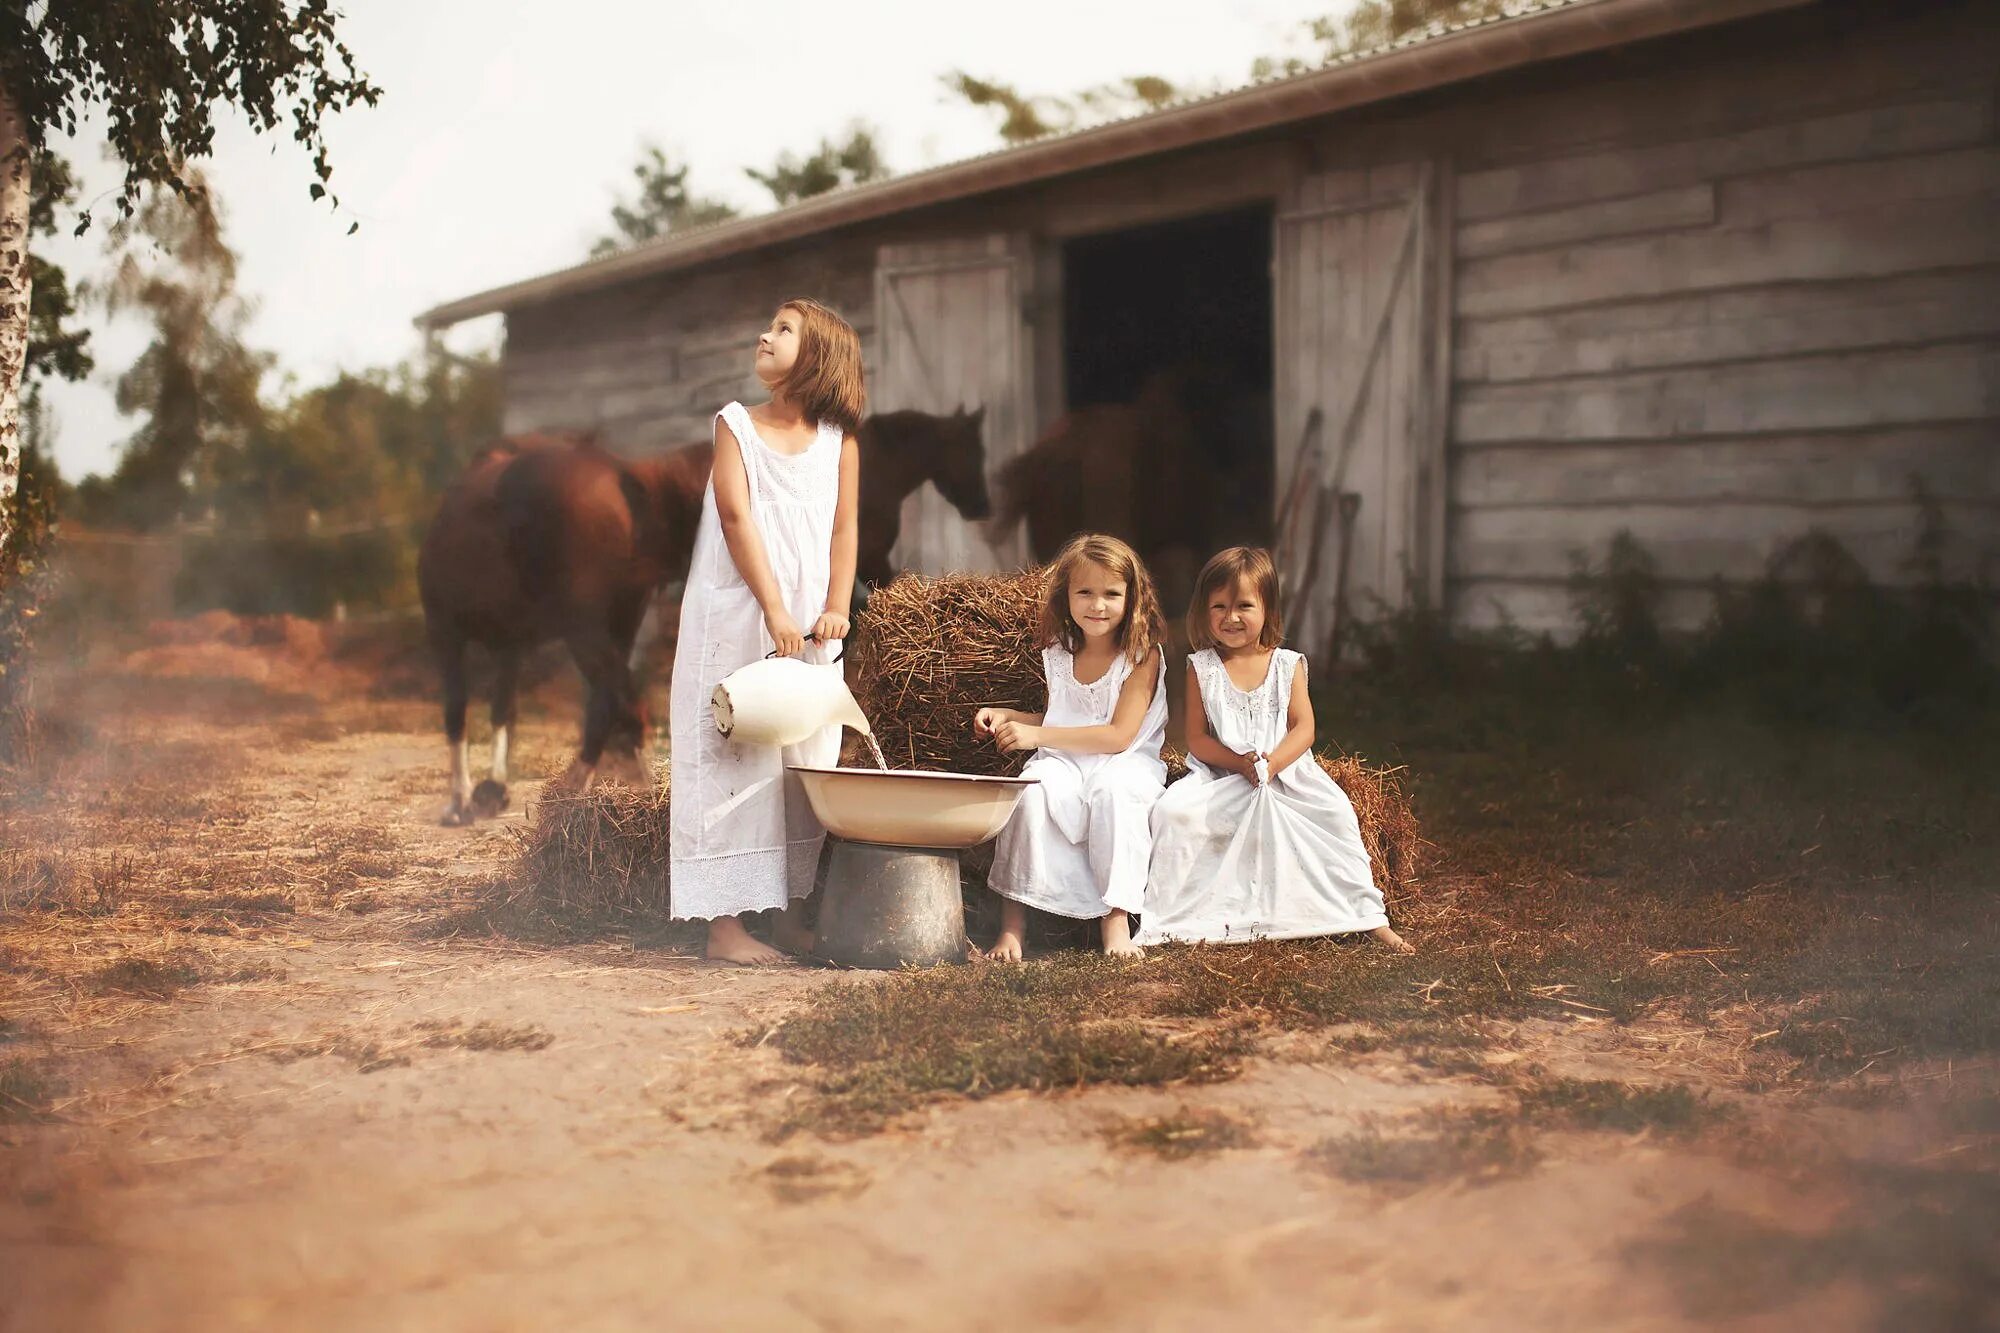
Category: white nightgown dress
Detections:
[
  {"x1": 1136, "y1": 648, "x2": 1387, "y2": 944},
  {"x1": 668, "y1": 401, "x2": 843, "y2": 921},
  {"x1": 988, "y1": 644, "x2": 1168, "y2": 919}
]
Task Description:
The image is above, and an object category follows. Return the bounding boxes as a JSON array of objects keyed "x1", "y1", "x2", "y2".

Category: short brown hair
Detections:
[
  {"x1": 1037, "y1": 533, "x2": 1165, "y2": 667},
  {"x1": 773, "y1": 297, "x2": 866, "y2": 435},
  {"x1": 1187, "y1": 546, "x2": 1284, "y2": 651}
]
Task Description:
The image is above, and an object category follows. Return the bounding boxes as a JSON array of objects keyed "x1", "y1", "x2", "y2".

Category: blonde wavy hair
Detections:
[{"x1": 1037, "y1": 533, "x2": 1165, "y2": 666}]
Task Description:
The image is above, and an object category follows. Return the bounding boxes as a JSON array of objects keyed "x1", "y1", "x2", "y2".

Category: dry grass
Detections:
[
  {"x1": 507, "y1": 769, "x2": 672, "y2": 918},
  {"x1": 0, "y1": 1057, "x2": 60, "y2": 1123},
  {"x1": 270, "y1": 1019, "x2": 555, "y2": 1073},
  {"x1": 755, "y1": 957, "x2": 1249, "y2": 1137}
]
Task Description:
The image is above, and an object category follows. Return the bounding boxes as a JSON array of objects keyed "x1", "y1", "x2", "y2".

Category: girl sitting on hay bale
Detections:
[
  {"x1": 973, "y1": 534, "x2": 1169, "y2": 960},
  {"x1": 1138, "y1": 547, "x2": 1413, "y2": 953}
]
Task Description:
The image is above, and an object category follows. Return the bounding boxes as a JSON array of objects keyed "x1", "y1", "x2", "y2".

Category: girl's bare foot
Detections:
[
  {"x1": 1101, "y1": 910, "x2": 1143, "y2": 959},
  {"x1": 984, "y1": 929, "x2": 1025, "y2": 963},
  {"x1": 707, "y1": 916, "x2": 784, "y2": 965},
  {"x1": 982, "y1": 899, "x2": 1027, "y2": 962},
  {"x1": 1371, "y1": 924, "x2": 1415, "y2": 954}
]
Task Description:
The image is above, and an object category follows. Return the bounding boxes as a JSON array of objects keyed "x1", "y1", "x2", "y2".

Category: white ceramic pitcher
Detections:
[{"x1": 712, "y1": 652, "x2": 870, "y2": 747}]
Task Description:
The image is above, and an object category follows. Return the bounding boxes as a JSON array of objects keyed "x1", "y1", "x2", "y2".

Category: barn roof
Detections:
[{"x1": 416, "y1": 0, "x2": 1813, "y2": 330}]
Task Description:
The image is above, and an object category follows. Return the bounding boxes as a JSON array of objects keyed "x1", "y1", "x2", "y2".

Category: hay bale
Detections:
[
  {"x1": 847, "y1": 568, "x2": 1047, "y2": 775},
  {"x1": 511, "y1": 772, "x2": 672, "y2": 917}
]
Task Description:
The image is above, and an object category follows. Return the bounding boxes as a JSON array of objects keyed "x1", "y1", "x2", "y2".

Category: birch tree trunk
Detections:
[{"x1": 0, "y1": 80, "x2": 31, "y2": 560}]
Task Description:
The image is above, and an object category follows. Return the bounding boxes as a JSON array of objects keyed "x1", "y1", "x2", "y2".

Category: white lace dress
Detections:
[
  {"x1": 669, "y1": 402, "x2": 843, "y2": 921},
  {"x1": 988, "y1": 645, "x2": 1168, "y2": 919},
  {"x1": 1137, "y1": 648, "x2": 1387, "y2": 944}
]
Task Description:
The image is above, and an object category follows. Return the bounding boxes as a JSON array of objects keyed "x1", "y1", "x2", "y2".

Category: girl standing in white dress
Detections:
[
  {"x1": 670, "y1": 299, "x2": 862, "y2": 965},
  {"x1": 1139, "y1": 547, "x2": 1412, "y2": 952},
  {"x1": 975, "y1": 534, "x2": 1169, "y2": 960}
]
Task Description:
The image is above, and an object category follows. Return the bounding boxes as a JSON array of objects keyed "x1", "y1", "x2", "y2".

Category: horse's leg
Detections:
[
  {"x1": 471, "y1": 647, "x2": 518, "y2": 818},
  {"x1": 436, "y1": 634, "x2": 475, "y2": 826},
  {"x1": 558, "y1": 619, "x2": 630, "y2": 791},
  {"x1": 596, "y1": 592, "x2": 654, "y2": 787}
]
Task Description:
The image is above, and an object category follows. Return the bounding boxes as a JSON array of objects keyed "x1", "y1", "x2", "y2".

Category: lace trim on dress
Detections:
[
  {"x1": 1193, "y1": 649, "x2": 1282, "y2": 745},
  {"x1": 719, "y1": 402, "x2": 839, "y2": 506},
  {"x1": 1044, "y1": 646, "x2": 1127, "y2": 722}
]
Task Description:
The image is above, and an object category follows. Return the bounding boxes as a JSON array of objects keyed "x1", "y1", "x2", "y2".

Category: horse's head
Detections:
[{"x1": 929, "y1": 405, "x2": 991, "y2": 522}]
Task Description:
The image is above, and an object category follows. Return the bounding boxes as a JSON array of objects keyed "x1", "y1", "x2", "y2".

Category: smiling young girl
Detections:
[
  {"x1": 974, "y1": 534, "x2": 1168, "y2": 960},
  {"x1": 1137, "y1": 546, "x2": 1411, "y2": 951},
  {"x1": 669, "y1": 299, "x2": 862, "y2": 965}
]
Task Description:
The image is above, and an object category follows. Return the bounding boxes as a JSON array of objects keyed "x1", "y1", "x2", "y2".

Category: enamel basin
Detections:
[{"x1": 787, "y1": 766, "x2": 1036, "y2": 849}]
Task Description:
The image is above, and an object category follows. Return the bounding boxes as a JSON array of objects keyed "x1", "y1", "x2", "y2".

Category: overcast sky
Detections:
[{"x1": 34, "y1": 1, "x2": 1344, "y2": 481}]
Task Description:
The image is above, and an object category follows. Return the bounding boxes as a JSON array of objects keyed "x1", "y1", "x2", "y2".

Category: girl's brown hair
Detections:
[
  {"x1": 772, "y1": 297, "x2": 866, "y2": 435},
  {"x1": 1037, "y1": 533, "x2": 1165, "y2": 666},
  {"x1": 1187, "y1": 546, "x2": 1285, "y2": 651}
]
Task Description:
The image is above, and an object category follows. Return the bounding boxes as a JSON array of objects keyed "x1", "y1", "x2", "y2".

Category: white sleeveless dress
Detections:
[
  {"x1": 1137, "y1": 648, "x2": 1387, "y2": 944},
  {"x1": 988, "y1": 645, "x2": 1168, "y2": 919},
  {"x1": 668, "y1": 402, "x2": 843, "y2": 921}
]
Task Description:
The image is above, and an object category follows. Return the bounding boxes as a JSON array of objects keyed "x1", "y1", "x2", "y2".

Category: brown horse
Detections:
[
  {"x1": 419, "y1": 433, "x2": 705, "y2": 824},
  {"x1": 988, "y1": 366, "x2": 1268, "y2": 610},
  {"x1": 421, "y1": 407, "x2": 991, "y2": 824}
]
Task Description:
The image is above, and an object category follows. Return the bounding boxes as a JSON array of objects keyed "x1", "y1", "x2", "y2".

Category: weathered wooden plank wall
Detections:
[
  {"x1": 1274, "y1": 162, "x2": 1435, "y2": 657},
  {"x1": 501, "y1": 235, "x2": 880, "y2": 454},
  {"x1": 872, "y1": 236, "x2": 1036, "y2": 574},
  {"x1": 1437, "y1": 1, "x2": 2000, "y2": 632}
]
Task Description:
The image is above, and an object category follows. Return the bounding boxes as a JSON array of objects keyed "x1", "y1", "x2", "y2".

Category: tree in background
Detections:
[
  {"x1": 1254, "y1": 0, "x2": 1512, "y2": 77},
  {"x1": 73, "y1": 180, "x2": 269, "y2": 532},
  {"x1": 590, "y1": 144, "x2": 739, "y2": 258},
  {"x1": 943, "y1": 73, "x2": 1183, "y2": 147},
  {"x1": 745, "y1": 123, "x2": 890, "y2": 207},
  {"x1": 25, "y1": 150, "x2": 89, "y2": 389},
  {"x1": 0, "y1": 0, "x2": 380, "y2": 560}
]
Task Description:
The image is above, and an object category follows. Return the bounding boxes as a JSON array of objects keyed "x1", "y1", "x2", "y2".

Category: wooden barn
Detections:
[{"x1": 417, "y1": 0, "x2": 1999, "y2": 651}]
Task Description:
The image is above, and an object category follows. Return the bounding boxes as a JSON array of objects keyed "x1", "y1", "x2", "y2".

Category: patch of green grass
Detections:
[
  {"x1": 1515, "y1": 1076, "x2": 1714, "y2": 1136},
  {"x1": 761, "y1": 958, "x2": 1248, "y2": 1137},
  {"x1": 1106, "y1": 1107, "x2": 1256, "y2": 1160}
]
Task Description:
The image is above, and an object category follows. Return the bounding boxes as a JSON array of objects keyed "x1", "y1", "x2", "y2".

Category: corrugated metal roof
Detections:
[{"x1": 417, "y1": 0, "x2": 1815, "y2": 328}]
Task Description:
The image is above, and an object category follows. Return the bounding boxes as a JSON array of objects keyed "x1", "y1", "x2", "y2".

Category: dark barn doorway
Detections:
[{"x1": 1060, "y1": 204, "x2": 1275, "y2": 550}]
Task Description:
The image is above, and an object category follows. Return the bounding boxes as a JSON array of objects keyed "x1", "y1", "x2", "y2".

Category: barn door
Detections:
[
  {"x1": 874, "y1": 235, "x2": 1036, "y2": 574},
  {"x1": 1273, "y1": 161, "x2": 1449, "y2": 660}
]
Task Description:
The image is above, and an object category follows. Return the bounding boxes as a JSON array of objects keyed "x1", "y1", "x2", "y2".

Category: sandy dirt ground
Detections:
[{"x1": 1, "y1": 656, "x2": 1993, "y2": 1332}]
